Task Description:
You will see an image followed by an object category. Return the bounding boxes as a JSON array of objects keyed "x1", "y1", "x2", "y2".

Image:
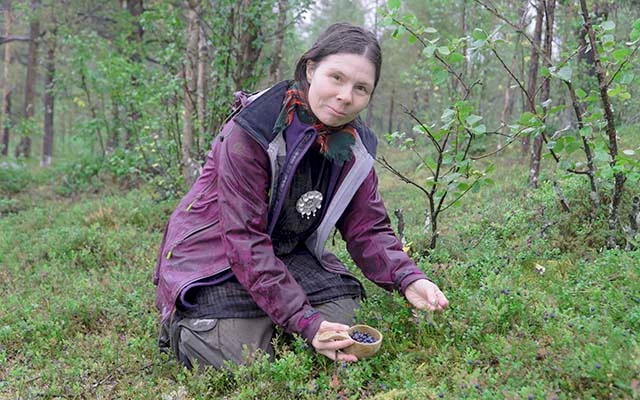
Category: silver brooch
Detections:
[{"x1": 296, "y1": 190, "x2": 323, "y2": 219}]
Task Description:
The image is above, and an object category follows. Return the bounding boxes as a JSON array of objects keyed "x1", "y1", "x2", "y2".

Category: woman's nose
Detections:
[{"x1": 336, "y1": 86, "x2": 352, "y2": 104}]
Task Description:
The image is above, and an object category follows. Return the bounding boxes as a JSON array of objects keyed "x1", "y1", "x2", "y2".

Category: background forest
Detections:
[{"x1": 1, "y1": 0, "x2": 639, "y2": 399}]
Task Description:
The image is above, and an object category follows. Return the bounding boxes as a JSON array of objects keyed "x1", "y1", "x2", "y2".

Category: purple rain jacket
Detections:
[{"x1": 153, "y1": 81, "x2": 428, "y2": 343}]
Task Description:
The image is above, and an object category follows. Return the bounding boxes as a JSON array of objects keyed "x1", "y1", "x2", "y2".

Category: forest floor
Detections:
[{"x1": 0, "y1": 147, "x2": 639, "y2": 399}]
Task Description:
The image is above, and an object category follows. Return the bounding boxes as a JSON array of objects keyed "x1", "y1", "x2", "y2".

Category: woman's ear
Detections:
[{"x1": 306, "y1": 61, "x2": 316, "y2": 83}]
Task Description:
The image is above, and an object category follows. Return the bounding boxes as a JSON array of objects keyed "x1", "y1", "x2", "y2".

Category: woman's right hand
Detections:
[{"x1": 311, "y1": 321, "x2": 358, "y2": 362}]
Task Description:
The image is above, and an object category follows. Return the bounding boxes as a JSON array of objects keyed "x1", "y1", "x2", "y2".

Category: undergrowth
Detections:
[{"x1": 0, "y1": 151, "x2": 638, "y2": 399}]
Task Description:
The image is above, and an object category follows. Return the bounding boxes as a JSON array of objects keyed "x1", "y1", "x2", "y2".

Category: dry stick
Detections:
[
  {"x1": 553, "y1": 180, "x2": 571, "y2": 212},
  {"x1": 394, "y1": 208, "x2": 405, "y2": 244},
  {"x1": 579, "y1": 0, "x2": 626, "y2": 248}
]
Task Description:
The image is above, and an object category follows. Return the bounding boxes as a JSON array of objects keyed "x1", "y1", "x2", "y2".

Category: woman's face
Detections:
[{"x1": 306, "y1": 53, "x2": 376, "y2": 127}]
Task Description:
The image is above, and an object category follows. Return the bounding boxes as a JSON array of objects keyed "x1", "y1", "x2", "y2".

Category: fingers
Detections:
[
  {"x1": 426, "y1": 288, "x2": 448, "y2": 311},
  {"x1": 314, "y1": 337, "x2": 354, "y2": 352},
  {"x1": 436, "y1": 289, "x2": 449, "y2": 309},
  {"x1": 405, "y1": 279, "x2": 449, "y2": 312},
  {"x1": 317, "y1": 348, "x2": 358, "y2": 363},
  {"x1": 312, "y1": 321, "x2": 358, "y2": 362}
]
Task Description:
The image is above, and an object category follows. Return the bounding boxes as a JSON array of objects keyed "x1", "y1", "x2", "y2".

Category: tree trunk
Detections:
[
  {"x1": 1, "y1": 0, "x2": 12, "y2": 156},
  {"x1": 122, "y1": 0, "x2": 143, "y2": 149},
  {"x1": 529, "y1": 0, "x2": 555, "y2": 188},
  {"x1": 16, "y1": 0, "x2": 40, "y2": 159},
  {"x1": 196, "y1": 19, "x2": 209, "y2": 157},
  {"x1": 233, "y1": 0, "x2": 262, "y2": 90},
  {"x1": 521, "y1": 0, "x2": 543, "y2": 156},
  {"x1": 499, "y1": 2, "x2": 527, "y2": 150},
  {"x1": 387, "y1": 87, "x2": 395, "y2": 134},
  {"x1": 268, "y1": 0, "x2": 288, "y2": 85},
  {"x1": 366, "y1": 0, "x2": 378, "y2": 129},
  {"x1": 182, "y1": 0, "x2": 200, "y2": 184},
  {"x1": 108, "y1": 99, "x2": 120, "y2": 152},
  {"x1": 41, "y1": 30, "x2": 56, "y2": 167},
  {"x1": 579, "y1": 0, "x2": 626, "y2": 248}
]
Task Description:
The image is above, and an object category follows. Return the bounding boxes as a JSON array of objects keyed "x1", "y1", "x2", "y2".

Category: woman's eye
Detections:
[
  {"x1": 332, "y1": 74, "x2": 341, "y2": 81},
  {"x1": 356, "y1": 86, "x2": 369, "y2": 94}
]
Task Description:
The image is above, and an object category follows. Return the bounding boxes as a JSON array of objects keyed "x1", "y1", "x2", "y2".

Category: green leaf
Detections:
[
  {"x1": 448, "y1": 52, "x2": 465, "y2": 64},
  {"x1": 620, "y1": 72, "x2": 635, "y2": 85},
  {"x1": 601, "y1": 20, "x2": 615, "y2": 31},
  {"x1": 471, "y1": 124, "x2": 487, "y2": 135},
  {"x1": 612, "y1": 48, "x2": 631, "y2": 62},
  {"x1": 552, "y1": 140, "x2": 563, "y2": 153},
  {"x1": 465, "y1": 114, "x2": 483, "y2": 126},
  {"x1": 382, "y1": 15, "x2": 394, "y2": 27},
  {"x1": 441, "y1": 108, "x2": 455, "y2": 122},
  {"x1": 472, "y1": 29, "x2": 487, "y2": 41},
  {"x1": 387, "y1": 0, "x2": 401, "y2": 10},
  {"x1": 424, "y1": 27, "x2": 438, "y2": 34},
  {"x1": 423, "y1": 44, "x2": 436, "y2": 58},
  {"x1": 602, "y1": 34, "x2": 615, "y2": 45},
  {"x1": 407, "y1": 35, "x2": 417, "y2": 44},
  {"x1": 552, "y1": 66, "x2": 572, "y2": 82},
  {"x1": 594, "y1": 149, "x2": 610, "y2": 162},
  {"x1": 623, "y1": 149, "x2": 636, "y2": 156},
  {"x1": 580, "y1": 126, "x2": 593, "y2": 137},
  {"x1": 575, "y1": 88, "x2": 587, "y2": 99},
  {"x1": 438, "y1": 46, "x2": 451, "y2": 56}
]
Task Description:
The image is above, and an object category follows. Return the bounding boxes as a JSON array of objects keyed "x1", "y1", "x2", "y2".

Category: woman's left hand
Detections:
[{"x1": 405, "y1": 279, "x2": 449, "y2": 312}]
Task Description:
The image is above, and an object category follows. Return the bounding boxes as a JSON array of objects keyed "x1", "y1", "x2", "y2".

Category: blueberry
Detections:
[{"x1": 349, "y1": 330, "x2": 376, "y2": 343}]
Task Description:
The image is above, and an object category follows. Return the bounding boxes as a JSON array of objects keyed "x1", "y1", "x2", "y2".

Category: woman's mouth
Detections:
[{"x1": 327, "y1": 106, "x2": 346, "y2": 117}]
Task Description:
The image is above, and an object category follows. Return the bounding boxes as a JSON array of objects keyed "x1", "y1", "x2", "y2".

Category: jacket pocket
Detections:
[
  {"x1": 186, "y1": 180, "x2": 217, "y2": 212},
  {"x1": 166, "y1": 219, "x2": 219, "y2": 260}
]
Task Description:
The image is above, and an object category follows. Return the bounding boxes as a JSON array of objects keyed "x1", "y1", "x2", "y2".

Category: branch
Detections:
[
  {"x1": 491, "y1": 47, "x2": 536, "y2": 115},
  {"x1": 607, "y1": 40, "x2": 640, "y2": 87},
  {"x1": 440, "y1": 176, "x2": 482, "y2": 213},
  {"x1": 400, "y1": 104, "x2": 442, "y2": 153},
  {"x1": 470, "y1": 125, "x2": 529, "y2": 160},
  {"x1": 0, "y1": 35, "x2": 30, "y2": 44},
  {"x1": 376, "y1": 156, "x2": 431, "y2": 199},
  {"x1": 391, "y1": 17, "x2": 471, "y2": 95}
]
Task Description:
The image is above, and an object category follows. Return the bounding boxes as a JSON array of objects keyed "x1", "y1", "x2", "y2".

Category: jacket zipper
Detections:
[
  {"x1": 166, "y1": 219, "x2": 219, "y2": 260},
  {"x1": 186, "y1": 181, "x2": 216, "y2": 212}
]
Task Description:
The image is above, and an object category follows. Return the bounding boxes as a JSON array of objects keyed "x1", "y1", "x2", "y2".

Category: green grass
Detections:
[{"x1": 0, "y1": 149, "x2": 639, "y2": 399}]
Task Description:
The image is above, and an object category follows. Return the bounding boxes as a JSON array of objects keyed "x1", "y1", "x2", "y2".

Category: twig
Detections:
[
  {"x1": 391, "y1": 17, "x2": 471, "y2": 95},
  {"x1": 377, "y1": 156, "x2": 430, "y2": 198},
  {"x1": 400, "y1": 104, "x2": 442, "y2": 153}
]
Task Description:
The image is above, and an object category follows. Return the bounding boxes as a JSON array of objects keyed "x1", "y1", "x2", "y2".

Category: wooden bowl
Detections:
[{"x1": 343, "y1": 324, "x2": 383, "y2": 359}]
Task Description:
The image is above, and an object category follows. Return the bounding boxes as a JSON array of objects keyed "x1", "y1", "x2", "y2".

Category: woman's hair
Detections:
[{"x1": 294, "y1": 23, "x2": 382, "y2": 94}]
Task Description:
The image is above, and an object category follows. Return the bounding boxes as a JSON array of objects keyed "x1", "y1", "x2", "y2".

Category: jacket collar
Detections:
[{"x1": 233, "y1": 80, "x2": 290, "y2": 151}]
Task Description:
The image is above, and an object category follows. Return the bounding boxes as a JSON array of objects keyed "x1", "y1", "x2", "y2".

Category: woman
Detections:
[{"x1": 153, "y1": 22, "x2": 448, "y2": 369}]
